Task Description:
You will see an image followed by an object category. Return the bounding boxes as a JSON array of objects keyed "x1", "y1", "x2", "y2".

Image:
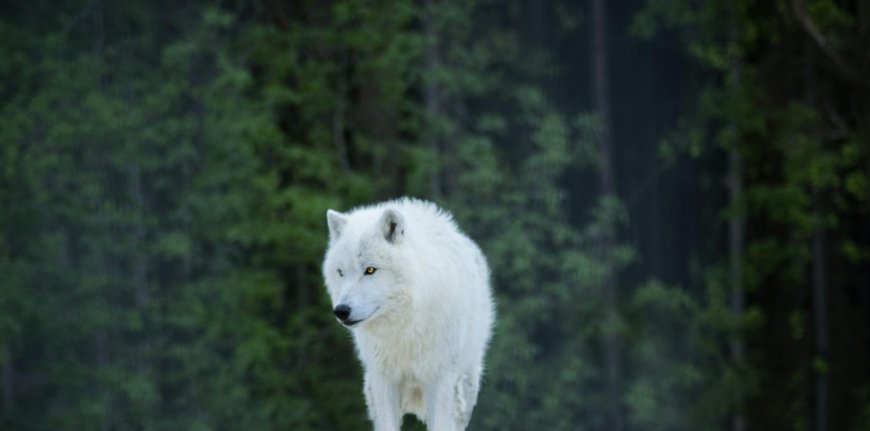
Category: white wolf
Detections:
[{"x1": 322, "y1": 198, "x2": 494, "y2": 431}]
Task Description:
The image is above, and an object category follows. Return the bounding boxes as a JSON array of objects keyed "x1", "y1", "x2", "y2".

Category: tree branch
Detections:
[
  {"x1": 790, "y1": 0, "x2": 868, "y2": 90},
  {"x1": 63, "y1": 0, "x2": 98, "y2": 34}
]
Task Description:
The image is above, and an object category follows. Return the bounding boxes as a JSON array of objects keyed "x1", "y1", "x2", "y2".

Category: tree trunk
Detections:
[
  {"x1": 1, "y1": 344, "x2": 12, "y2": 415},
  {"x1": 728, "y1": 20, "x2": 746, "y2": 431},
  {"x1": 812, "y1": 203, "x2": 828, "y2": 431},
  {"x1": 129, "y1": 162, "x2": 153, "y2": 426},
  {"x1": 424, "y1": 0, "x2": 442, "y2": 200},
  {"x1": 805, "y1": 39, "x2": 828, "y2": 431},
  {"x1": 96, "y1": 330, "x2": 111, "y2": 431},
  {"x1": 130, "y1": 163, "x2": 149, "y2": 310},
  {"x1": 728, "y1": 141, "x2": 745, "y2": 431},
  {"x1": 591, "y1": 0, "x2": 614, "y2": 196},
  {"x1": 591, "y1": 1, "x2": 622, "y2": 430},
  {"x1": 333, "y1": 53, "x2": 351, "y2": 176}
]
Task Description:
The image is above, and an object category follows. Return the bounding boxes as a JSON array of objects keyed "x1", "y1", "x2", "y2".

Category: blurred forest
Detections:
[{"x1": 1, "y1": 0, "x2": 869, "y2": 430}]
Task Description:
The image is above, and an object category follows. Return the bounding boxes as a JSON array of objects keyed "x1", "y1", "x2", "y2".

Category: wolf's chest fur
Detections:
[{"x1": 357, "y1": 313, "x2": 452, "y2": 381}]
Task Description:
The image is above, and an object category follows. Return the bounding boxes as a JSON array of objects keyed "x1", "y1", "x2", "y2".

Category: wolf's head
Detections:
[{"x1": 322, "y1": 206, "x2": 413, "y2": 329}]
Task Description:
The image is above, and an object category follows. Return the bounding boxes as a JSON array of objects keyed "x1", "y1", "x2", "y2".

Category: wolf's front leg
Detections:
[
  {"x1": 364, "y1": 372, "x2": 402, "y2": 431},
  {"x1": 425, "y1": 373, "x2": 474, "y2": 431}
]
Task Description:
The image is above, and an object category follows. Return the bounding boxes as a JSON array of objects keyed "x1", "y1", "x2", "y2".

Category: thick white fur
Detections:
[{"x1": 322, "y1": 198, "x2": 494, "y2": 431}]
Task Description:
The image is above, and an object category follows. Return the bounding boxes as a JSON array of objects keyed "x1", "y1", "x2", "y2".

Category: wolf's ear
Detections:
[
  {"x1": 327, "y1": 209, "x2": 347, "y2": 241},
  {"x1": 379, "y1": 208, "x2": 405, "y2": 244}
]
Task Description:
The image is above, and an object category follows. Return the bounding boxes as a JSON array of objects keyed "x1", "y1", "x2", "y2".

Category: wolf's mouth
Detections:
[
  {"x1": 342, "y1": 319, "x2": 363, "y2": 327},
  {"x1": 339, "y1": 307, "x2": 380, "y2": 328}
]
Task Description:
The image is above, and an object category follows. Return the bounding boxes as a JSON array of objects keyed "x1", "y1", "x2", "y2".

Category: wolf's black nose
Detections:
[{"x1": 334, "y1": 304, "x2": 351, "y2": 321}]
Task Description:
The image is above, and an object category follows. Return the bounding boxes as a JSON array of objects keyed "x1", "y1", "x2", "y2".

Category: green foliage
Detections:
[
  {"x1": 0, "y1": 2, "x2": 375, "y2": 429},
  {"x1": 623, "y1": 271, "x2": 763, "y2": 431},
  {"x1": 448, "y1": 81, "x2": 634, "y2": 429},
  {"x1": 636, "y1": 0, "x2": 870, "y2": 429}
]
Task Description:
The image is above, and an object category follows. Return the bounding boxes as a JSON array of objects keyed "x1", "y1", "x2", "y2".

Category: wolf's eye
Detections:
[
  {"x1": 364, "y1": 267, "x2": 377, "y2": 275},
  {"x1": 337, "y1": 269, "x2": 344, "y2": 277}
]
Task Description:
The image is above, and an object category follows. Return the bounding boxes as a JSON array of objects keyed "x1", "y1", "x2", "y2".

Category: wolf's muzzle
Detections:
[{"x1": 335, "y1": 304, "x2": 363, "y2": 326}]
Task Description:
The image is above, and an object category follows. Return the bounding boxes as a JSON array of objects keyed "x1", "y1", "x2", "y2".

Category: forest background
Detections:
[{"x1": 1, "y1": 0, "x2": 869, "y2": 430}]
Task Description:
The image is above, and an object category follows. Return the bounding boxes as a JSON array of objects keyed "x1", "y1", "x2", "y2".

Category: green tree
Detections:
[{"x1": 634, "y1": 0, "x2": 870, "y2": 429}]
